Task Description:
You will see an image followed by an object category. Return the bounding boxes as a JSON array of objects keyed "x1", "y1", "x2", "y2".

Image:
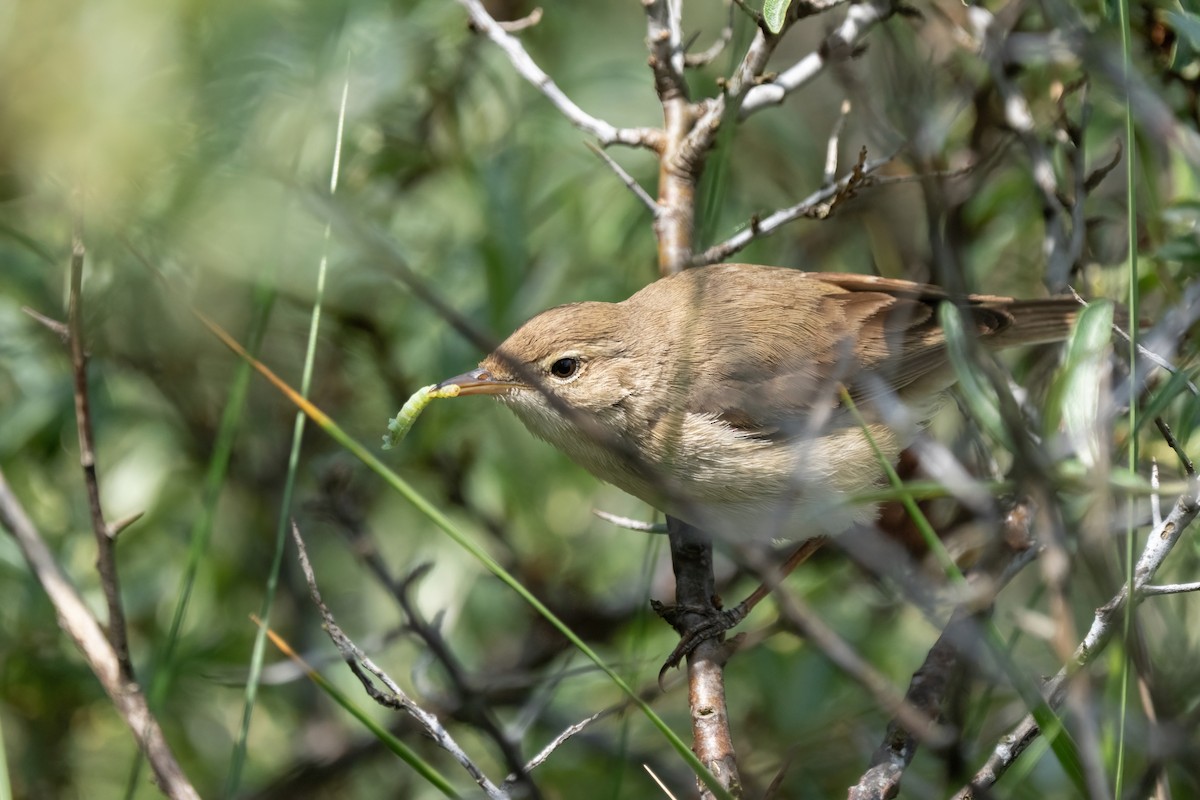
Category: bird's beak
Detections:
[{"x1": 437, "y1": 367, "x2": 524, "y2": 396}]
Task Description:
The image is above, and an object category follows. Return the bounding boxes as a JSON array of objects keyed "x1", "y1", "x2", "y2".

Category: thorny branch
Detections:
[
  {"x1": 740, "y1": 0, "x2": 894, "y2": 117},
  {"x1": 0, "y1": 469, "x2": 199, "y2": 800},
  {"x1": 68, "y1": 234, "x2": 135, "y2": 681},
  {"x1": 392, "y1": 564, "x2": 537, "y2": 796}
]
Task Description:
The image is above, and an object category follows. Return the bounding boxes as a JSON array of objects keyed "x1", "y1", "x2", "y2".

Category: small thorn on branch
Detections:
[
  {"x1": 1155, "y1": 417, "x2": 1196, "y2": 477},
  {"x1": 475, "y1": 6, "x2": 543, "y2": 33},
  {"x1": 106, "y1": 511, "x2": 145, "y2": 540},
  {"x1": 22, "y1": 306, "x2": 70, "y2": 342},
  {"x1": 823, "y1": 98, "x2": 853, "y2": 185}
]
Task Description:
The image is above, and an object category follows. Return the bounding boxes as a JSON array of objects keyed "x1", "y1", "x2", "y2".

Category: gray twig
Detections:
[
  {"x1": 455, "y1": 0, "x2": 663, "y2": 150},
  {"x1": 693, "y1": 151, "x2": 896, "y2": 265},
  {"x1": 740, "y1": 0, "x2": 891, "y2": 117},
  {"x1": 585, "y1": 142, "x2": 659, "y2": 215},
  {"x1": 67, "y1": 233, "x2": 134, "y2": 682},
  {"x1": 592, "y1": 508, "x2": 668, "y2": 532},
  {"x1": 290, "y1": 522, "x2": 508, "y2": 799}
]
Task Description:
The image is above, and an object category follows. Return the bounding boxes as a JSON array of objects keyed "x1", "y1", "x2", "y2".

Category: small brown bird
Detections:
[{"x1": 439, "y1": 264, "x2": 1079, "y2": 541}]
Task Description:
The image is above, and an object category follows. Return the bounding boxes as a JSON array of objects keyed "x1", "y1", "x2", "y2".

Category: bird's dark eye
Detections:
[{"x1": 549, "y1": 357, "x2": 579, "y2": 379}]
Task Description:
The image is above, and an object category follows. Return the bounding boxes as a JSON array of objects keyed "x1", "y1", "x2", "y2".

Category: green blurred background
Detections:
[{"x1": 3, "y1": 0, "x2": 1200, "y2": 797}]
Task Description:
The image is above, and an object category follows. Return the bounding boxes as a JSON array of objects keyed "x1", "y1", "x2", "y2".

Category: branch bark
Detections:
[
  {"x1": 666, "y1": 518, "x2": 741, "y2": 800},
  {"x1": 68, "y1": 235, "x2": 134, "y2": 681}
]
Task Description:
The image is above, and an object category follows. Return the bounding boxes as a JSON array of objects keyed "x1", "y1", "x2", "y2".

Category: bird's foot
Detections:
[{"x1": 651, "y1": 599, "x2": 749, "y2": 685}]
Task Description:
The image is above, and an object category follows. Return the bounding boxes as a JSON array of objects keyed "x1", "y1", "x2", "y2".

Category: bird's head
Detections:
[{"x1": 437, "y1": 302, "x2": 645, "y2": 443}]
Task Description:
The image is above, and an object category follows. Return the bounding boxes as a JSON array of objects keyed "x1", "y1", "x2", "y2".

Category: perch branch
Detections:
[{"x1": 662, "y1": 518, "x2": 741, "y2": 800}]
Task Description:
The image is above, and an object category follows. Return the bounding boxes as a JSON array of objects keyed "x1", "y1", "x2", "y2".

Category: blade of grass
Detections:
[
  {"x1": 0, "y1": 711, "x2": 11, "y2": 800},
  {"x1": 1116, "y1": 0, "x2": 1140, "y2": 788},
  {"x1": 193, "y1": 312, "x2": 733, "y2": 800},
  {"x1": 226, "y1": 60, "x2": 353, "y2": 797},
  {"x1": 124, "y1": 280, "x2": 276, "y2": 800}
]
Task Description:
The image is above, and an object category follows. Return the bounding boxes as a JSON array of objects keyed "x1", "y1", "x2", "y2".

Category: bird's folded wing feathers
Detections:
[{"x1": 681, "y1": 276, "x2": 1026, "y2": 438}]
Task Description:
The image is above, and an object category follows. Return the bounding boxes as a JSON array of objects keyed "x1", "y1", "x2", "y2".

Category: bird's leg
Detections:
[{"x1": 657, "y1": 536, "x2": 828, "y2": 679}]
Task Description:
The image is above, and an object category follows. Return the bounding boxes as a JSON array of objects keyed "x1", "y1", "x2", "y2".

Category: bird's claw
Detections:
[{"x1": 652, "y1": 600, "x2": 748, "y2": 687}]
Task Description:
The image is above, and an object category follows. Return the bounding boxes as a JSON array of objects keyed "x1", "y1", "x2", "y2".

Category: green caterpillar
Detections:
[{"x1": 381, "y1": 383, "x2": 461, "y2": 450}]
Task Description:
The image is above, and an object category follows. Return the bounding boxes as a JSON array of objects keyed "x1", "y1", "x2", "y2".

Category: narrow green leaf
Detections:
[
  {"x1": 1044, "y1": 301, "x2": 1115, "y2": 468},
  {"x1": 938, "y1": 302, "x2": 1014, "y2": 452}
]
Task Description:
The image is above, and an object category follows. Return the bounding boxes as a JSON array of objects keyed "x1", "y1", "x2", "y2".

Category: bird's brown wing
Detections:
[{"x1": 681, "y1": 271, "x2": 1017, "y2": 438}]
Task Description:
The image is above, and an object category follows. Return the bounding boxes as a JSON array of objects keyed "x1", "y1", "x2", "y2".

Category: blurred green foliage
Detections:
[{"x1": 2, "y1": 0, "x2": 1200, "y2": 798}]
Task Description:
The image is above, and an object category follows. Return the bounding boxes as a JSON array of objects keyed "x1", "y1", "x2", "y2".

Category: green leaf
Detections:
[
  {"x1": 939, "y1": 302, "x2": 1014, "y2": 452},
  {"x1": 1154, "y1": 236, "x2": 1200, "y2": 262},
  {"x1": 1167, "y1": 10, "x2": 1200, "y2": 50},
  {"x1": 763, "y1": 0, "x2": 792, "y2": 33},
  {"x1": 1136, "y1": 366, "x2": 1199, "y2": 433},
  {"x1": 1044, "y1": 301, "x2": 1115, "y2": 468}
]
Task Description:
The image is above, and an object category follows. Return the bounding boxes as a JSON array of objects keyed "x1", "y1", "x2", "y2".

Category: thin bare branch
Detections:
[
  {"x1": 494, "y1": 6, "x2": 542, "y2": 32},
  {"x1": 22, "y1": 305, "x2": 69, "y2": 341},
  {"x1": 107, "y1": 510, "x2": 145, "y2": 540},
  {"x1": 644, "y1": 0, "x2": 687, "y2": 94},
  {"x1": 1140, "y1": 581, "x2": 1200, "y2": 596},
  {"x1": 693, "y1": 150, "x2": 896, "y2": 266},
  {"x1": 773, "y1": 588, "x2": 953, "y2": 748},
  {"x1": 0, "y1": 469, "x2": 200, "y2": 800},
  {"x1": 592, "y1": 508, "x2": 668, "y2": 532},
  {"x1": 740, "y1": 0, "x2": 892, "y2": 118},
  {"x1": 974, "y1": 5, "x2": 1074, "y2": 289},
  {"x1": 585, "y1": 142, "x2": 659, "y2": 215},
  {"x1": 506, "y1": 711, "x2": 603, "y2": 787},
  {"x1": 823, "y1": 99, "x2": 852, "y2": 185},
  {"x1": 455, "y1": 0, "x2": 663, "y2": 150},
  {"x1": 1155, "y1": 417, "x2": 1196, "y2": 476},
  {"x1": 684, "y1": 2, "x2": 734, "y2": 68},
  {"x1": 67, "y1": 233, "x2": 134, "y2": 681},
  {"x1": 849, "y1": 505, "x2": 1040, "y2": 800}
]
